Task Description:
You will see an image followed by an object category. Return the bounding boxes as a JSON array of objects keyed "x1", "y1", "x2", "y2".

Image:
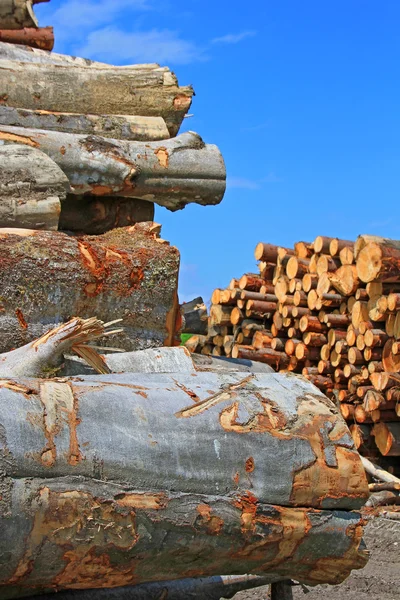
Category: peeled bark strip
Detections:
[
  {"x1": 0, "y1": 0, "x2": 45, "y2": 29},
  {"x1": 0, "y1": 106, "x2": 170, "y2": 141},
  {"x1": 0, "y1": 127, "x2": 226, "y2": 211},
  {"x1": 0, "y1": 224, "x2": 180, "y2": 352},
  {"x1": 0, "y1": 372, "x2": 369, "y2": 597},
  {"x1": 0, "y1": 26, "x2": 54, "y2": 50},
  {"x1": 59, "y1": 195, "x2": 155, "y2": 235},
  {"x1": 0, "y1": 59, "x2": 194, "y2": 136},
  {"x1": 0, "y1": 144, "x2": 69, "y2": 230}
]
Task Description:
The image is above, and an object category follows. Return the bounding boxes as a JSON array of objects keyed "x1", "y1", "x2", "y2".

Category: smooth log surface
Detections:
[
  {"x1": 0, "y1": 59, "x2": 193, "y2": 136},
  {"x1": 0, "y1": 0, "x2": 43, "y2": 29},
  {"x1": 0, "y1": 144, "x2": 69, "y2": 230},
  {"x1": 0, "y1": 224, "x2": 180, "y2": 352},
  {"x1": 0, "y1": 106, "x2": 170, "y2": 141},
  {"x1": 0, "y1": 127, "x2": 226, "y2": 211},
  {"x1": 0, "y1": 372, "x2": 369, "y2": 598},
  {"x1": 0, "y1": 40, "x2": 111, "y2": 65},
  {"x1": 0, "y1": 26, "x2": 53, "y2": 50}
]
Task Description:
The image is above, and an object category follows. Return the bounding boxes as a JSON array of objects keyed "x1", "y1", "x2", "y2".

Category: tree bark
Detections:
[
  {"x1": 0, "y1": 371, "x2": 369, "y2": 598},
  {"x1": 181, "y1": 300, "x2": 208, "y2": 335},
  {"x1": 59, "y1": 195, "x2": 155, "y2": 235},
  {"x1": 0, "y1": 126, "x2": 226, "y2": 211},
  {"x1": 271, "y1": 581, "x2": 294, "y2": 600},
  {"x1": 0, "y1": 144, "x2": 69, "y2": 230},
  {"x1": 0, "y1": 25, "x2": 53, "y2": 49},
  {"x1": 0, "y1": 59, "x2": 194, "y2": 136},
  {"x1": 0, "y1": 106, "x2": 170, "y2": 141},
  {"x1": 0, "y1": 0, "x2": 45, "y2": 29},
  {"x1": 0, "y1": 224, "x2": 180, "y2": 352},
  {"x1": 0, "y1": 39, "x2": 111, "y2": 65}
]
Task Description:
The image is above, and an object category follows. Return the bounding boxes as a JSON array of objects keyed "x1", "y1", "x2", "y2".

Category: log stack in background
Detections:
[{"x1": 187, "y1": 235, "x2": 400, "y2": 472}]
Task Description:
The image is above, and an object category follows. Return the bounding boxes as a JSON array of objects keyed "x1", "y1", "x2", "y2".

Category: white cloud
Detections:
[
  {"x1": 262, "y1": 172, "x2": 283, "y2": 183},
  {"x1": 77, "y1": 27, "x2": 205, "y2": 64},
  {"x1": 227, "y1": 177, "x2": 260, "y2": 190},
  {"x1": 211, "y1": 31, "x2": 256, "y2": 45},
  {"x1": 50, "y1": 0, "x2": 150, "y2": 32}
]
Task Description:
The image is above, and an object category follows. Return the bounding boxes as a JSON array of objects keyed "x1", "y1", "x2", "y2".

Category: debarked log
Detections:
[
  {"x1": 0, "y1": 127, "x2": 226, "y2": 211},
  {"x1": 0, "y1": 26, "x2": 54, "y2": 50},
  {"x1": 0, "y1": 59, "x2": 194, "y2": 136},
  {"x1": 0, "y1": 224, "x2": 180, "y2": 352},
  {"x1": 0, "y1": 106, "x2": 170, "y2": 141},
  {"x1": 0, "y1": 40, "x2": 111, "y2": 66},
  {"x1": 0, "y1": 144, "x2": 69, "y2": 230},
  {"x1": 0, "y1": 0, "x2": 47, "y2": 30},
  {"x1": 0, "y1": 372, "x2": 369, "y2": 598}
]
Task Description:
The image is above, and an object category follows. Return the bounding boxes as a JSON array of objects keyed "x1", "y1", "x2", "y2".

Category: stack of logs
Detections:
[
  {"x1": 187, "y1": 235, "x2": 400, "y2": 469},
  {"x1": 0, "y1": 0, "x2": 226, "y2": 352}
]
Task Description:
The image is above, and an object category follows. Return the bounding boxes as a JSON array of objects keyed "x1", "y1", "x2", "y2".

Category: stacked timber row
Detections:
[
  {"x1": 0, "y1": 0, "x2": 54, "y2": 50},
  {"x1": 0, "y1": 2, "x2": 226, "y2": 351},
  {"x1": 187, "y1": 235, "x2": 400, "y2": 467}
]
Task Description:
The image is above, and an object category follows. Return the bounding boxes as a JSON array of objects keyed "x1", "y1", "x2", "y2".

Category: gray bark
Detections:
[
  {"x1": 0, "y1": 106, "x2": 170, "y2": 141},
  {"x1": 0, "y1": 144, "x2": 69, "y2": 230},
  {"x1": 0, "y1": 59, "x2": 193, "y2": 136},
  {"x1": 182, "y1": 299, "x2": 208, "y2": 334},
  {"x1": 0, "y1": 372, "x2": 369, "y2": 598},
  {"x1": 271, "y1": 581, "x2": 294, "y2": 600},
  {"x1": 0, "y1": 127, "x2": 226, "y2": 211},
  {"x1": 0, "y1": 224, "x2": 180, "y2": 353},
  {"x1": 59, "y1": 195, "x2": 155, "y2": 235},
  {"x1": 0, "y1": 0, "x2": 40, "y2": 29}
]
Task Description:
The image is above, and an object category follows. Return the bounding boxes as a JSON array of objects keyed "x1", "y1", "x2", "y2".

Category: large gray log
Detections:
[
  {"x1": 0, "y1": 127, "x2": 226, "y2": 211},
  {"x1": 0, "y1": 59, "x2": 193, "y2": 136},
  {"x1": 59, "y1": 195, "x2": 155, "y2": 235},
  {"x1": 0, "y1": 372, "x2": 369, "y2": 598},
  {"x1": 0, "y1": 106, "x2": 170, "y2": 141},
  {"x1": 60, "y1": 347, "x2": 275, "y2": 377},
  {"x1": 0, "y1": 224, "x2": 180, "y2": 353},
  {"x1": 0, "y1": 144, "x2": 69, "y2": 229},
  {"x1": 0, "y1": 0, "x2": 43, "y2": 29}
]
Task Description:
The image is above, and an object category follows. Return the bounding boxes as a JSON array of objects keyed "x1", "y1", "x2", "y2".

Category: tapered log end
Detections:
[{"x1": 356, "y1": 243, "x2": 382, "y2": 283}]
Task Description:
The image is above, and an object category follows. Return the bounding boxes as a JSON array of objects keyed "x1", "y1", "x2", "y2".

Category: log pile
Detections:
[{"x1": 189, "y1": 235, "x2": 400, "y2": 469}]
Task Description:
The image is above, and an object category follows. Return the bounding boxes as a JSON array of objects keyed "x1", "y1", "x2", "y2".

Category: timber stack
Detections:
[
  {"x1": 188, "y1": 235, "x2": 400, "y2": 471},
  {"x1": 0, "y1": 0, "x2": 226, "y2": 352}
]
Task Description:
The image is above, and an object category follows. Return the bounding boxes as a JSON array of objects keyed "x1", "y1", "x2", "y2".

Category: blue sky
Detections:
[{"x1": 36, "y1": 0, "x2": 400, "y2": 303}]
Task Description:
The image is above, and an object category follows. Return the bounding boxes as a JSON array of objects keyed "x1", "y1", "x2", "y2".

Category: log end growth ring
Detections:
[{"x1": 357, "y1": 243, "x2": 382, "y2": 282}]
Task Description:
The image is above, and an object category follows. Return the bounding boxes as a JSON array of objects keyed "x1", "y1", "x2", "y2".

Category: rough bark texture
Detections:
[
  {"x1": 0, "y1": 144, "x2": 69, "y2": 230},
  {"x1": 0, "y1": 224, "x2": 180, "y2": 352},
  {"x1": 0, "y1": 0, "x2": 42, "y2": 29},
  {"x1": 0, "y1": 127, "x2": 226, "y2": 211},
  {"x1": 0, "y1": 372, "x2": 369, "y2": 598},
  {"x1": 0, "y1": 106, "x2": 170, "y2": 141},
  {"x1": 59, "y1": 195, "x2": 155, "y2": 235},
  {"x1": 0, "y1": 59, "x2": 194, "y2": 136},
  {"x1": 0, "y1": 26, "x2": 54, "y2": 50}
]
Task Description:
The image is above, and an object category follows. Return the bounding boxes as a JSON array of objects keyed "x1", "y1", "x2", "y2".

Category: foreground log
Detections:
[
  {"x1": 0, "y1": 372, "x2": 369, "y2": 598},
  {"x1": 0, "y1": 106, "x2": 170, "y2": 141},
  {"x1": 0, "y1": 224, "x2": 180, "y2": 352},
  {"x1": 0, "y1": 0, "x2": 46, "y2": 29},
  {"x1": 356, "y1": 237, "x2": 400, "y2": 283},
  {"x1": 0, "y1": 127, "x2": 226, "y2": 211},
  {"x1": 0, "y1": 59, "x2": 194, "y2": 136},
  {"x1": 0, "y1": 144, "x2": 69, "y2": 230},
  {"x1": 0, "y1": 26, "x2": 54, "y2": 50}
]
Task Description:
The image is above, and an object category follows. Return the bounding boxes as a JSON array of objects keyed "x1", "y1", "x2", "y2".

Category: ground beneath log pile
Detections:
[{"x1": 234, "y1": 515, "x2": 400, "y2": 600}]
